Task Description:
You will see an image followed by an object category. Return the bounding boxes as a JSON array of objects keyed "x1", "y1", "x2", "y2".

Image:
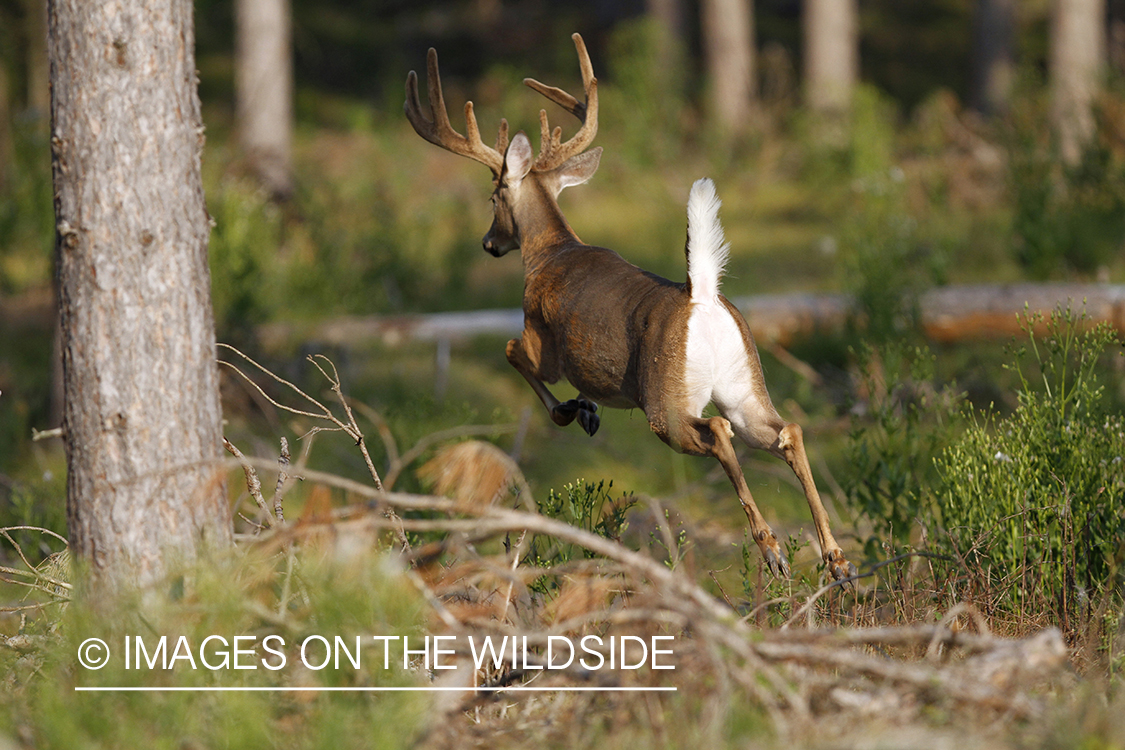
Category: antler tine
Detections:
[
  {"x1": 495, "y1": 118, "x2": 510, "y2": 155},
  {"x1": 404, "y1": 47, "x2": 504, "y2": 175},
  {"x1": 523, "y1": 32, "x2": 599, "y2": 171}
]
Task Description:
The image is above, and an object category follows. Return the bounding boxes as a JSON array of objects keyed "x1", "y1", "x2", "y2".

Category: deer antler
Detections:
[
  {"x1": 524, "y1": 32, "x2": 599, "y2": 171},
  {"x1": 405, "y1": 47, "x2": 508, "y2": 176}
]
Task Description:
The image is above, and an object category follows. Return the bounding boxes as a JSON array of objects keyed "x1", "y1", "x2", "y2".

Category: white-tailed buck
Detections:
[{"x1": 405, "y1": 34, "x2": 855, "y2": 580}]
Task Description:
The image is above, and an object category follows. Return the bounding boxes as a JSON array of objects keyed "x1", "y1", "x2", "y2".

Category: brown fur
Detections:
[{"x1": 406, "y1": 34, "x2": 855, "y2": 580}]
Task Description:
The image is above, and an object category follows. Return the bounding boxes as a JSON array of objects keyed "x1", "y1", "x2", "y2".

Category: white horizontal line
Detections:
[{"x1": 74, "y1": 686, "x2": 677, "y2": 693}]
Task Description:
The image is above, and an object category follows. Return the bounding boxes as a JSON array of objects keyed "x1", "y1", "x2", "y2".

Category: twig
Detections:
[
  {"x1": 273, "y1": 437, "x2": 290, "y2": 524},
  {"x1": 30, "y1": 427, "x2": 64, "y2": 442},
  {"x1": 222, "y1": 437, "x2": 270, "y2": 528},
  {"x1": 780, "y1": 551, "x2": 948, "y2": 630}
]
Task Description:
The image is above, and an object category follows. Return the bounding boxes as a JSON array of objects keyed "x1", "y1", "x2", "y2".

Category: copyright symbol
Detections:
[{"x1": 78, "y1": 638, "x2": 110, "y2": 669}]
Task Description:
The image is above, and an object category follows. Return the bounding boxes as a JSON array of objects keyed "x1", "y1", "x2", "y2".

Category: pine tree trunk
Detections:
[
  {"x1": 803, "y1": 0, "x2": 858, "y2": 115},
  {"x1": 970, "y1": 0, "x2": 1015, "y2": 116},
  {"x1": 1051, "y1": 0, "x2": 1106, "y2": 165},
  {"x1": 701, "y1": 0, "x2": 756, "y2": 136},
  {"x1": 235, "y1": 0, "x2": 293, "y2": 199},
  {"x1": 48, "y1": 0, "x2": 231, "y2": 592}
]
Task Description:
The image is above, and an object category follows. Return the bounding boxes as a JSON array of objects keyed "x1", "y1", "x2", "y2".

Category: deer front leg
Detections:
[
  {"x1": 774, "y1": 423, "x2": 857, "y2": 582},
  {"x1": 658, "y1": 414, "x2": 789, "y2": 577},
  {"x1": 505, "y1": 338, "x2": 600, "y2": 436}
]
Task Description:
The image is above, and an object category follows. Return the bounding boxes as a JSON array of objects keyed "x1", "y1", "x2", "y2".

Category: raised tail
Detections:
[{"x1": 685, "y1": 178, "x2": 730, "y2": 303}]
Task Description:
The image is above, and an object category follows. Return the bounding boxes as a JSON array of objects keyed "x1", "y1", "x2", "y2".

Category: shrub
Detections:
[
  {"x1": 934, "y1": 307, "x2": 1125, "y2": 622},
  {"x1": 842, "y1": 342, "x2": 964, "y2": 560}
]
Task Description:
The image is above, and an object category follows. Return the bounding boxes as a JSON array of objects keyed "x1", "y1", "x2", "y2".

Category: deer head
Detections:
[{"x1": 405, "y1": 33, "x2": 602, "y2": 257}]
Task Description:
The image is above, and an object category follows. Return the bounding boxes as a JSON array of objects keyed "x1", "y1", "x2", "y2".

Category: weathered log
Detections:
[{"x1": 254, "y1": 283, "x2": 1125, "y2": 350}]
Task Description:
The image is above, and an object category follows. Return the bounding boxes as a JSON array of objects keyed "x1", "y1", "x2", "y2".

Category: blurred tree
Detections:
[
  {"x1": 25, "y1": 0, "x2": 48, "y2": 115},
  {"x1": 701, "y1": 0, "x2": 757, "y2": 137},
  {"x1": 236, "y1": 0, "x2": 293, "y2": 199},
  {"x1": 48, "y1": 0, "x2": 231, "y2": 594},
  {"x1": 802, "y1": 0, "x2": 858, "y2": 115},
  {"x1": 0, "y1": 66, "x2": 8, "y2": 194},
  {"x1": 1051, "y1": 0, "x2": 1106, "y2": 164},
  {"x1": 647, "y1": 0, "x2": 686, "y2": 75},
  {"x1": 970, "y1": 0, "x2": 1014, "y2": 116}
]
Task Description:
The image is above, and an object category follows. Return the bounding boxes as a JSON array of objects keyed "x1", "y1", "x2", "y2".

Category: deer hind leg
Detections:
[
  {"x1": 505, "y1": 338, "x2": 599, "y2": 436},
  {"x1": 773, "y1": 422, "x2": 856, "y2": 581},
  {"x1": 721, "y1": 398, "x2": 856, "y2": 581},
  {"x1": 656, "y1": 413, "x2": 789, "y2": 577}
]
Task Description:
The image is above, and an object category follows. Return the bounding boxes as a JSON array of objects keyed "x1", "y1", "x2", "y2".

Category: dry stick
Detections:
[
  {"x1": 217, "y1": 345, "x2": 412, "y2": 550},
  {"x1": 0, "y1": 526, "x2": 68, "y2": 546},
  {"x1": 223, "y1": 437, "x2": 271, "y2": 528},
  {"x1": 351, "y1": 401, "x2": 401, "y2": 482},
  {"x1": 752, "y1": 639, "x2": 1039, "y2": 718},
  {"x1": 306, "y1": 354, "x2": 385, "y2": 492},
  {"x1": 499, "y1": 529, "x2": 527, "y2": 624},
  {"x1": 779, "y1": 551, "x2": 948, "y2": 630},
  {"x1": 273, "y1": 437, "x2": 290, "y2": 524},
  {"x1": 0, "y1": 530, "x2": 72, "y2": 592},
  {"x1": 242, "y1": 463, "x2": 809, "y2": 719}
]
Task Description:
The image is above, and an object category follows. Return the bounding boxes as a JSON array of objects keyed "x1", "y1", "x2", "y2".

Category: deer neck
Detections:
[{"x1": 514, "y1": 177, "x2": 580, "y2": 272}]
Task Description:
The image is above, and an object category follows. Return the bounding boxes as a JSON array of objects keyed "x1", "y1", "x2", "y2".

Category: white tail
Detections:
[{"x1": 686, "y1": 178, "x2": 730, "y2": 303}]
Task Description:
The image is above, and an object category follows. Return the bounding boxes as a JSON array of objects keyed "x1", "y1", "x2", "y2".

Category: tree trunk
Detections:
[
  {"x1": 970, "y1": 0, "x2": 1015, "y2": 116},
  {"x1": 701, "y1": 0, "x2": 756, "y2": 137},
  {"x1": 0, "y1": 66, "x2": 9, "y2": 193},
  {"x1": 648, "y1": 0, "x2": 686, "y2": 74},
  {"x1": 235, "y1": 0, "x2": 293, "y2": 199},
  {"x1": 48, "y1": 0, "x2": 231, "y2": 592},
  {"x1": 1050, "y1": 0, "x2": 1106, "y2": 165},
  {"x1": 803, "y1": 0, "x2": 859, "y2": 115},
  {"x1": 26, "y1": 0, "x2": 51, "y2": 116}
]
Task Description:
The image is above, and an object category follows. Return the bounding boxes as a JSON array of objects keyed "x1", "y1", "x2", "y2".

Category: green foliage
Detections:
[
  {"x1": 3, "y1": 548, "x2": 429, "y2": 749},
  {"x1": 934, "y1": 308, "x2": 1125, "y2": 620},
  {"x1": 1005, "y1": 79, "x2": 1125, "y2": 279},
  {"x1": 0, "y1": 119, "x2": 53, "y2": 293},
  {"x1": 842, "y1": 342, "x2": 964, "y2": 561},
  {"x1": 603, "y1": 17, "x2": 685, "y2": 167},
  {"x1": 740, "y1": 534, "x2": 817, "y2": 626},
  {"x1": 524, "y1": 479, "x2": 636, "y2": 592},
  {"x1": 837, "y1": 86, "x2": 947, "y2": 343},
  {"x1": 206, "y1": 176, "x2": 285, "y2": 334}
]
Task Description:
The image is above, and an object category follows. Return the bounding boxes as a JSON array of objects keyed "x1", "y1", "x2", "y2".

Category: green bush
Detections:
[
  {"x1": 1005, "y1": 78, "x2": 1125, "y2": 279},
  {"x1": 524, "y1": 479, "x2": 635, "y2": 593},
  {"x1": 842, "y1": 342, "x2": 964, "y2": 560},
  {"x1": 934, "y1": 308, "x2": 1125, "y2": 620}
]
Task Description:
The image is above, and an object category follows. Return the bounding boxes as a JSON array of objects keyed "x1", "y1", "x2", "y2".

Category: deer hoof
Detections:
[
  {"x1": 553, "y1": 399, "x2": 599, "y2": 435},
  {"x1": 577, "y1": 407, "x2": 600, "y2": 436},
  {"x1": 825, "y1": 550, "x2": 857, "y2": 582},
  {"x1": 762, "y1": 546, "x2": 790, "y2": 579}
]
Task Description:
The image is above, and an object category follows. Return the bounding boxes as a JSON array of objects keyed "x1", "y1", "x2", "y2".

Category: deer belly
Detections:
[
  {"x1": 683, "y1": 300, "x2": 754, "y2": 417},
  {"x1": 562, "y1": 352, "x2": 636, "y2": 409}
]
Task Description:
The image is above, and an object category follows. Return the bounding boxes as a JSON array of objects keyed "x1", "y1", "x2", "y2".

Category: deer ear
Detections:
[
  {"x1": 504, "y1": 132, "x2": 534, "y2": 185},
  {"x1": 555, "y1": 147, "x2": 602, "y2": 191}
]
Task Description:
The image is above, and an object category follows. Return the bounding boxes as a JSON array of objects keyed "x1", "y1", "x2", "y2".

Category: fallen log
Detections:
[{"x1": 255, "y1": 283, "x2": 1125, "y2": 350}]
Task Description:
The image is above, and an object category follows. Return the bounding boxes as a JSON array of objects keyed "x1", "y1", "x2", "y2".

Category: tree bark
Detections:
[
  {"x1": 802, "y1": 0, "x2": 858, "y2": 115},
  {"x1": 1050, "y1": 0, "x2": 1106, "y2": 164},
  {"x1": 48, "y1": 0, "x2": 231, "y2": 592},
  {"x1": 648, "y1": 0, "x2": 686, "y2": 74},
  {"x1": 701, "y1": 0, "x2": 756, "y2": 137},
  {"x1": 970, "y1": 0, "x2": 1015, "y2": 116},
  {"x1": 235, "y1": 0, "x2": 293, "y2": 199}
]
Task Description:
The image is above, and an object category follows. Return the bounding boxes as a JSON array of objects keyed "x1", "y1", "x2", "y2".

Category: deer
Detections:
[{"x1": 405, "y1": 33, "x2": 856, "y2": 581}]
